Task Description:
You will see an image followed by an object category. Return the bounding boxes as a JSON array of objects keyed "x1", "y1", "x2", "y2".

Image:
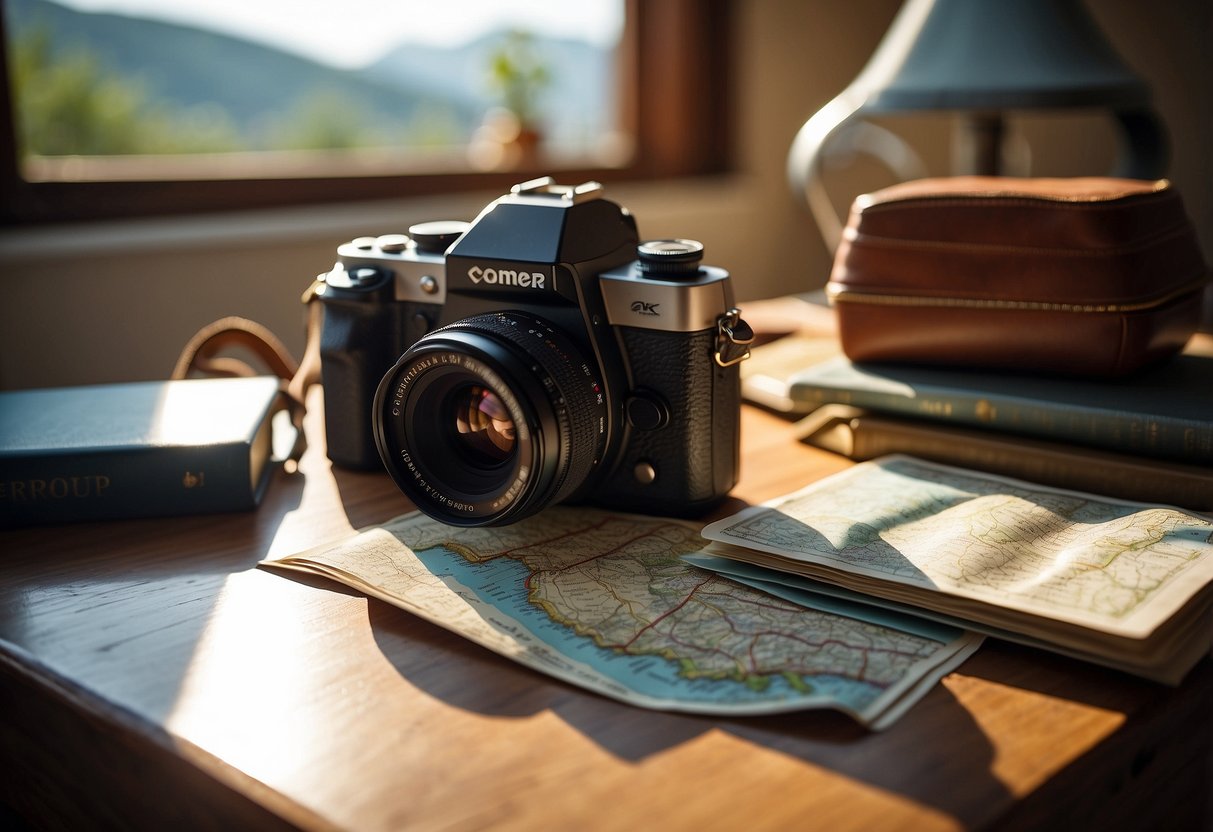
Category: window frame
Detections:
[{"x1": 0, "y1": 0, "x2": 731, "y2": 225}]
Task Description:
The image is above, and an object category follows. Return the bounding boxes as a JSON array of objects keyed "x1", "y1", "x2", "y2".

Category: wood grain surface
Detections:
[{"x1": 2, "y1": 305, "x2": 1211, "y2": 831}]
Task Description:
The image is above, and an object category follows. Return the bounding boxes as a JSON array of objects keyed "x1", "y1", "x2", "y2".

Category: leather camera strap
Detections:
[{"x1": 171, "y1": 304, "x2": 323, "y2": 466}]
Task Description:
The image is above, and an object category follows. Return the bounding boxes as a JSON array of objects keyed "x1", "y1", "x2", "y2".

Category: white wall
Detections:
[{"x1": 1, "y1": 0, "x2": 1209, "y2": 390}]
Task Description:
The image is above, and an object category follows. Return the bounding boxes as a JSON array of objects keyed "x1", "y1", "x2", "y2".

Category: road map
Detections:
[
  {"x1": 703, "y1": 456, "x2": 1213, "y2": 640},
  {"x1": 262, "y1": 507, "x2": 981, "y2": 729}
]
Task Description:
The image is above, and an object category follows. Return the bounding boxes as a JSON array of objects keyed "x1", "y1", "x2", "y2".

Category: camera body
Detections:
[{"x1": 314, "y1": 178, "x2": 748, "y2": 526}]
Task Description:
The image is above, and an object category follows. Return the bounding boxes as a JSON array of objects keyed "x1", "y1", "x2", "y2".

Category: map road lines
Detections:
[{"x1": 263, "y1": 506, "x2": 982, "y2": 727}]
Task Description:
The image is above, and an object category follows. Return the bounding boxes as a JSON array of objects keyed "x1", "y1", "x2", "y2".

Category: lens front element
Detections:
[
  {"x1": 450, "y1": 384, "x2": 517, "y2": 464},
  {"x1": 373, "y1": 312, "x2": 607, "y2": 526}
]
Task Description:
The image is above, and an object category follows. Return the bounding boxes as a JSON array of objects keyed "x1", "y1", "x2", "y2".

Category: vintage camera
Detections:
[{"x1": 314, "y1": 177, "x2": 751, "y2": 526}]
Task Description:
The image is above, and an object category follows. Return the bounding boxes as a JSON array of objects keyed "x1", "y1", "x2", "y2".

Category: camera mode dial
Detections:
[
  {"x1": 409, "y1": 221, "x2": 470, "y2": 254},
  {"x1": 637, "y1": 239, "x2": 704, "y2": 279}
]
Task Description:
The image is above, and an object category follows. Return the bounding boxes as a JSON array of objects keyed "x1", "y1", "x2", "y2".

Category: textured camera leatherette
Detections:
[
  {"x1": 319, "y1": 296, "x2": 400, "y2": 470},
  {"x1": 595, "y1": 327, "x2": 740, "y2": 514}
]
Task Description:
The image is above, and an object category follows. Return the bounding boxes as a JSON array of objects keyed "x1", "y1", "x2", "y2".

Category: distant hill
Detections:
[
  {"x1": 4, "y1": 0, "x2": 478, "y2": 145},
  {"x1": 5, "y1": 0, "x2": 616, "y2": 152}
]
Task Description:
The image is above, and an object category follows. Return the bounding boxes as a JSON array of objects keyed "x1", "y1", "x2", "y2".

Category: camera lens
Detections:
[{"x1": 373, "y1": 312, "x2": 607, "y2": 526}]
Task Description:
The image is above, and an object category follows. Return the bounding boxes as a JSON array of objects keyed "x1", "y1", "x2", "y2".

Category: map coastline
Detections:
[
  {"x1": 411, "y1": 543, "x2": 851, "y2": 705},
  {"x1": 262, "y1": 507, "x2": 983, "y2": 727}
]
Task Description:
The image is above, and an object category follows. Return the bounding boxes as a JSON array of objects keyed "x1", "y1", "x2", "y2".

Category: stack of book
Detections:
[
  {"x1": 742, "y1": 335, "x2": 1213, "y2": 512},
  {"x1": 730, "y1": 332, "x2": 1213, "y2": 683}
]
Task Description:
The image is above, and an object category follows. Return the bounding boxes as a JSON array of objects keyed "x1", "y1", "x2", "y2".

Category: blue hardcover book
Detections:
[
  {"x1": 0, "y1": 376, "x2": 282, "y2": 526},
  {"x1": 788, "y1": 355, "x2": 1213, "y2": 465}
]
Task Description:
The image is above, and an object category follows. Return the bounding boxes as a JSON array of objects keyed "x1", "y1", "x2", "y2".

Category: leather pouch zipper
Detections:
[{"x1": 825, "y1": 278, "x2": 1208, "y2": 315}]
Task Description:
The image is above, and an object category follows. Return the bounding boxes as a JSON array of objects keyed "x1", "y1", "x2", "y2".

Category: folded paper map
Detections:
[
  {"x1": 261, "y1": 507, "x2": 981, "y2": 729},
  {"x1": 700, "y1": 456, "x2": 1213, "y2": 684}
]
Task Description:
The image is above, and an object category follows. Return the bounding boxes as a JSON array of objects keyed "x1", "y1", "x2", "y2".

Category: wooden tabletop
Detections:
[{"x1": 2, "y1": 306, "x2": 1211, "y2": 830}]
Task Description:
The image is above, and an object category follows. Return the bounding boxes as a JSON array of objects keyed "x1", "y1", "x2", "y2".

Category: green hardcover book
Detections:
[
  {"x1": 0, "y1": 376, "x2": 282, "y2": 527},
  {"x1": 787, "y1": 355, "x2": 1213, "y2": 464},
  {"x1": 796, "y1": 404, "x2": 1213, "y2": 512}
]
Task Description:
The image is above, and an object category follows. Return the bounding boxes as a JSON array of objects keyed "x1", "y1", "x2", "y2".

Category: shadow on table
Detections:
[
  {"x1": 329, "y1": 464, "x2": 407, "y2": 530},
  {"x1": 364, "y1": 584, "x2": 1213, "y2": 827},
  {"x1": 363, "y1": 598, "x2": 1019, "y2": 826}
]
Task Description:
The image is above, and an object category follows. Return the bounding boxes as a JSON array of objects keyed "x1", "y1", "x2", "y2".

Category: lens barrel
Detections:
[{"x1": 373, "y1": 312, "x2": 607, "y2": 526}]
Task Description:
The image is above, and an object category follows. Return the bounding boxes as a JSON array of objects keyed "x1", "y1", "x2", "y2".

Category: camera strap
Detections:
[
  {"x1": 715, "y1": 307, "x2": 754, "y2": 367},
  {"x1": 175, "y1": 292, "x2": 751, "y2": 463},
  {"x1": 171, "y1": 285, "x2": 325, "y2": 467}
]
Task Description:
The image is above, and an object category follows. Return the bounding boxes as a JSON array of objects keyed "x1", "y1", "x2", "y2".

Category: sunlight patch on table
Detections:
[
  {"x1": 943, "y1": 673, "x2": 1126, "y2": 796},
  {"x1": 164, "y1": 569, "x2": 332, "y2": 781}
]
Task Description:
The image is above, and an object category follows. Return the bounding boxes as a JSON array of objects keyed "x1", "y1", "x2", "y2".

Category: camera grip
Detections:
[
  {"x1": 600, "y1": 328, "x2": 740, "y2": 513},
  {"x1": 319, "y1": 301, "x2": 397, "y2": 469}
]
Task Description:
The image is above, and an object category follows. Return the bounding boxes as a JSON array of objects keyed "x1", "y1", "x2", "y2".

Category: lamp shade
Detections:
[
  {"x1": 787, "y1": 0, "x2": 1168, "y2": 251},
  {"x1": 856, "y1": 0, "x2": 1152, "y2": 112}
]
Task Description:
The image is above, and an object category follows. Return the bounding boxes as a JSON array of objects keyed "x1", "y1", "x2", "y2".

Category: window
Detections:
[{"x1": 0, "y1": 0, "x2": 730, "y2": 224}]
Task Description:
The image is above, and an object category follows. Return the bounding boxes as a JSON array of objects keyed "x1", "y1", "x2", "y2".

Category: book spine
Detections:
[
  {"x1": 795, "y1": 385, "x2": 1212, "y2": 464},
  {"x1": 844, "y1": 416, "x2": 1213, "y2": 512},
  {"x1": 0, "y1": 443, "x2": 256, "y2": 527}
]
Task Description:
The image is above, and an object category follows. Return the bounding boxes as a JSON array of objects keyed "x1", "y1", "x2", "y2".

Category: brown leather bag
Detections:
[{"x1": 828, "y1": 177, "x2": 1209, "y2": 376}]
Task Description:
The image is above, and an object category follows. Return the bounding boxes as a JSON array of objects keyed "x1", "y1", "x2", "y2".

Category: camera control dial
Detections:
[
  {"x1": 409, "y1": 221, "x2": 470, "y2": 254},
  {"x1": 637, "y1": 239, "x2": 705, "y2": 278}
]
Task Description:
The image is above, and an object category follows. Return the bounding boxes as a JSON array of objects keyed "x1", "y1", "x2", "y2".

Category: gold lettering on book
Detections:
[
  {"x1": 183, "y1": 471, "x2": 205, "y2": 488},
  {"x1": 0, "y1": 475, "x2": 111, "y2": 501}
]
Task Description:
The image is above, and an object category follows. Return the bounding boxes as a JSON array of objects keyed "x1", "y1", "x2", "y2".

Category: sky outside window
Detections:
[
  {"x1": 5, "y1": 0, "x2": 625, "y2": 169},
  {"x1": 45, "y1": 0, "x2": 625, "y2": 66}
]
